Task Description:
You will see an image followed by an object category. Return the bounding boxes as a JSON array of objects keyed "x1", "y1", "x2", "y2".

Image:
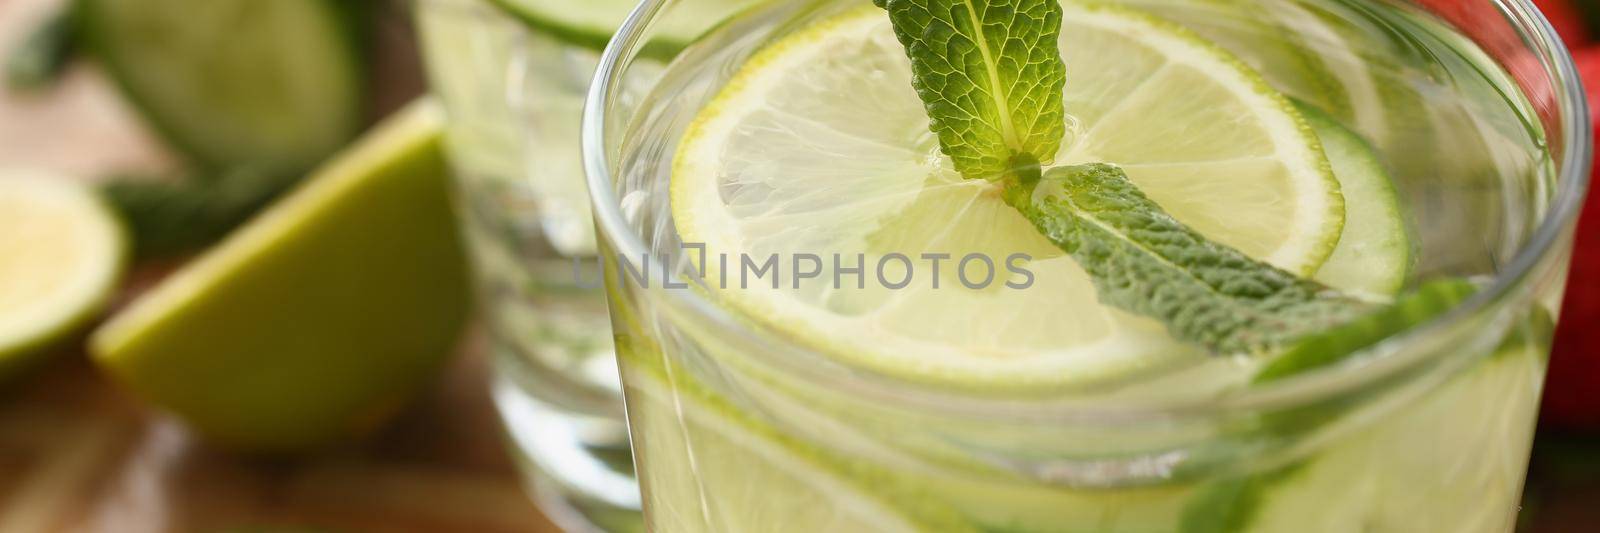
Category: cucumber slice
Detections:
[
  {"x1": 78, "y1": 0, "x2": 365, "y2": 174},
  {"x1": 486, "y1": 0, "x2": 761, "y2": 55}
]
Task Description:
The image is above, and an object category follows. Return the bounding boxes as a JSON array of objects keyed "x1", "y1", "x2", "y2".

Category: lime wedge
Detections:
[
  {"x1": 0, "y1": 173, "x2": 125, "y2": 380},
  {"x1": 487, "y1": 0, "x2": 761, "y2": 55},
  {"x1": 79, "y1": 0, "x2": 365, "y2": 174},
  {"x1": 670, "y1": 4, "x2": 1349, "y2": 389},
  {"x1": 90, "y1": 100, "x2": 471, "y2": 452}
]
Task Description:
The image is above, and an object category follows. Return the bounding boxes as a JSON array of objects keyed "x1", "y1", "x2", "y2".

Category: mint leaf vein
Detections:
[
  {"x1": 1009, "y1": 164, "x2": 1373, "y2": 354},
  {"x1": 875, "y1": 0, "x2": 1459, "y2": 364},
  {"x1": 877, "y1": 0, "x2": 1067, "y2": 179}
]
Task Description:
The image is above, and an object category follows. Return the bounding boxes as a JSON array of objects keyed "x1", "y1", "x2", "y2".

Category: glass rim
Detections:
[{"x1": 581, "y1": 0, "x2": 1594, "y2": 422}]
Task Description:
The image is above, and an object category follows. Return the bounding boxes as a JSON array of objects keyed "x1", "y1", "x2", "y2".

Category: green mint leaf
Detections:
[
  {"x1": 1252, "y1": 279, "x2": 1477, "y2": 382},
  {"x1": 876, "y1": 0, "x2": 1444, "y2": 364},
  {"x1": 1179, "y1": 466, "x2": 1304, "y2": 533},
  {"x1": 101, "y1": 166, "x2": 299, "y2": 259},
  {"x1": 1008, "y1": 163, "x2": 1374, "y2": 354},
  {"x1": 877, "y1": 0, "x2": 1067, "y2": 179},
  {"x1": 5, "y1": 7, "x2": 78, "y2": 93}
]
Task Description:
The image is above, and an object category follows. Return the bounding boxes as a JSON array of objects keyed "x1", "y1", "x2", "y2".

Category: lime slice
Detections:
[
  {"x1": 0, "y1": 173, "x2": 125, "y2": 380},
  {"x1": 90, "y1": 100, "x2": 471, "y2": 452},
  {"x1": 1123, "y1": 0, "x2": 1353, "y2": 122},
  {"x1": 670, "y1": 4, "x2": 1346, "y2": 389},
  {"x1": 79, "y1": 0, "x2": 365, "y2": 174},
  {"x1": 1260, "y1": 0, "x2": 1393, "y2": 146},
  {"x1": 622, "y1": 349, "x2": 968, "y2": 532},
  {"x1": 1302, "y1": 103, "x2": 1411, "y2": 297},
  {"x1": 1235, "y1": 335, "x2": 1547, "y2": 532},
  {"x1": 1250, "y1": 0, "x2": 1446, "y2": 175},
  {"x1": 487, "y1": 0, "x2": 761, "y2": 55}
]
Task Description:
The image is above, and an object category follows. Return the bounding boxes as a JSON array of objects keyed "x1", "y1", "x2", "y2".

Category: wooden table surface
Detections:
[
  {"x1": 0, "y1": 0, "x2": 1596, "y2": 531},
  {"x1": 0, "y1": 0, "x2": 559, "y2": 530}
]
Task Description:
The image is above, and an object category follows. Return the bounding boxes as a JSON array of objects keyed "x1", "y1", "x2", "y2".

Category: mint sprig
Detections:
[
  {"x1": 874, "y1": 0, "x2": 1067, "y2": 179},
  {"x1": 1010, "y1": 164, "x2": 1373, "y2": 354},
  {"x1": 875, "y1": 0, "x2": 1464, "y2": 363},
  {"x1": 5, "y1": 7, "x2": 78, "y2": 93},
  {"x1": 101, "y1": 166, "x2": 298, "y2": 259}
]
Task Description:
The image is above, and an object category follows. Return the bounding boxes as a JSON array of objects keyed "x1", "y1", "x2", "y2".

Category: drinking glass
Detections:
[
  {"x1": 583, "y1": 0, "x2": 1591, "y2": 531},
  {"x1": 415, "y1": 1, "x2": 634, "y2": 530}
]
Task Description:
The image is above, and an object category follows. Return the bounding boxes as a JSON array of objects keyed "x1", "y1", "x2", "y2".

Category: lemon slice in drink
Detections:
[
  {"x1": 0, "y1": 173, "x2": 125, "y2": 380},
  {"x1": 671, "y1": 3, "x2": 1346, "y2": 389}
]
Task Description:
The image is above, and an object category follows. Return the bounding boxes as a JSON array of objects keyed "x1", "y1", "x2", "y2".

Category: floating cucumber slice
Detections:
[{"x1": 79, "y1": 0, "x2": 365, "y2": 174}]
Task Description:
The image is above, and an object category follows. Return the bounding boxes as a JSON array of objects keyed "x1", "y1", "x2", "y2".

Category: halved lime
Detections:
[
  {"x1": 90, "y1": 100, "x2": 470, "y2": 452},
  {"x1": 487, "y1": 0, "x2": 761, "y2": 55},
  {"x1": 0, "y1": 173, "x2": 125, "y2": 380},
  {"x1": 670, "y1": 4, "x2": 1353, "y2": 389},
  {"x1": 79, "y1": 0, "x2": 365, "y2": 174}
]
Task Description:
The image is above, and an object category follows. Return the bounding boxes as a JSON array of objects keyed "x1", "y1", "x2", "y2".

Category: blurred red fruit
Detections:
[
  {"x1": 1413, "y1": 0, "x2": 1589, "y2": 48},
  {"x1": 1543, "y1": 47, "x2": 1600, "y2": 430},
  {"x1": 1535, "y1": 0, "x2": 1590, "y2": 47}
]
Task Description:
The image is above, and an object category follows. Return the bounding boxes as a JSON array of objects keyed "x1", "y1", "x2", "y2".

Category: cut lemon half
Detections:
[
  {"x1": 671, "y1": 3, "x2": 1346, "y2": 389},
  {"x1": 0, "y1": 173, "x2": 125, "y2": 379}
]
